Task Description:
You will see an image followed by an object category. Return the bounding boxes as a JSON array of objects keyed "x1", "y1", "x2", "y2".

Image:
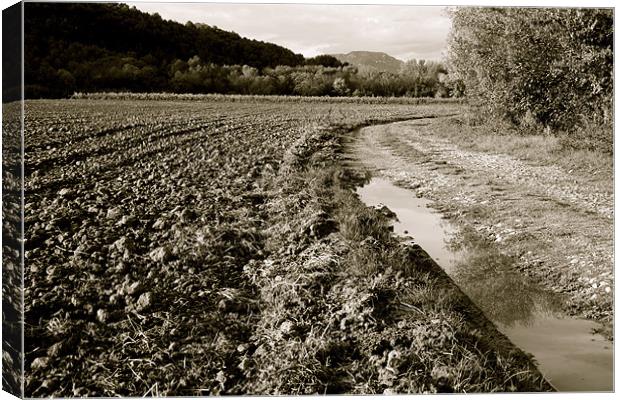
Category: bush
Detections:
[{"x1": 447, "y1": 8, "x2": 612, "y2": 135}]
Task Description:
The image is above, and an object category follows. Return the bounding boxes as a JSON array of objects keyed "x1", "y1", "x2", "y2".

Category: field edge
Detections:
[{"x1": 242, "y1": 119, "x2": 555, "y2": 393}]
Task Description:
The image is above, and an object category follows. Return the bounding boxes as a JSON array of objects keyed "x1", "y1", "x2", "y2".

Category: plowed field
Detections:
[{"x1": 21, "y1": 98, "x2": 550, "y2": 396}]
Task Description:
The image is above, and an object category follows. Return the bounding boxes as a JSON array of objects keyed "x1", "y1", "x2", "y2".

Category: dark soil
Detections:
[{"x1": 22, "y1": 98, "x2": 552, "y2": 395}]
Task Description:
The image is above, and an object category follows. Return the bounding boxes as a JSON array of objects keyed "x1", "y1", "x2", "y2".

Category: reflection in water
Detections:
[
  {"x1": 448, "y1": 235, "x2": 612, "y2": 391},
  {"x1": 357, "y1": 177, "x2": 563, "y2": 327},
  {"x1": 501, "y1": 317, "x2": 614, "y2": 392},
  {"x1": 355, "y1": 176, "x2": 613, "y2": 391},
  {"x1": 356, "y1": 177, "x2": 461, "y2": 270},
  {"x1": 451, "y1": 250, "x2": 563, "y2": 327}
]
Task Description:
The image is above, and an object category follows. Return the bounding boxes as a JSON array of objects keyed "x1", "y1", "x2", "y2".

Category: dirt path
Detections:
[{"x1": 347, "y1": 118, "x2": 613, "y2": 324}]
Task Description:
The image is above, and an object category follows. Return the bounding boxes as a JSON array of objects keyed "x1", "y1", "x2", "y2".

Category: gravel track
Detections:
[{"x1": 349, "y1": 118, "x2": 613, "y2": 323}]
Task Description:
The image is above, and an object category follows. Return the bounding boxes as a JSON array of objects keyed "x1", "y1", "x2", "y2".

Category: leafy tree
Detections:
[
  {"x1": 447, "y1": 7, "x2": 612, "y2": 131},
  {"x1": 400, "y1": 59, "x2": 446, "y2": 97},
  {"x1": 332, "y1": 77, "x2": 350, "y2": 96},
  {"x1": 56, "y1": 68, "x2": 76, "y2": 95}
]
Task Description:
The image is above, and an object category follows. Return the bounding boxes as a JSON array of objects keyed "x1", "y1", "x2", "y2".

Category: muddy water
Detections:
[
  {"x1": 356, "y1": 178, "x2": 461, "y2": 270},
  {"x1": 356, "y1": 177, "x2": 613, "y2": 392}
]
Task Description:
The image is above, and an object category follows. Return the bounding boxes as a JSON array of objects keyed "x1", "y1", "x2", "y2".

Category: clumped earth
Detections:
[
  {"x1": 3, "y1": 102, "x2": 23, "y2": 396},
  {"x1": 349, "y1": 117, "x2": 613, "y2": 330},
  {"x1": 23, "y1": 98, "x2": 550, "y2": 396}
]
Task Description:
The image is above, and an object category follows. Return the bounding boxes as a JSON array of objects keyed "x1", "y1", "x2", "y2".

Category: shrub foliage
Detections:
[{"x1": 447, "y1": 8, "x2": 613, "y2": 132}]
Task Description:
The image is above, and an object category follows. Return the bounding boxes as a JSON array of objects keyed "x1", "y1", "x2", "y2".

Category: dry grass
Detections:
[{"x1": 431, "y1": 116, "x2": 612, "y2": 180}]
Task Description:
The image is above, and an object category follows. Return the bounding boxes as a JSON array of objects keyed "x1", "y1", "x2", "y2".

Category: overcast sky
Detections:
[{"x1": 125, "y1": 2, "x2": 451, "y2": 61}]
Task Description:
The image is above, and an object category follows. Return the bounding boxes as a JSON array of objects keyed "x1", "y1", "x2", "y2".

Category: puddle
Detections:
[
  {"x1": 356, "y1": 177, "x2": 461, "y2": 270},
  {"x1": 501, "y1": 316, "x2": 613, "y2": 392},
  {"x1": 356, "y1": 176, "x2": 613, "y2": 392}
]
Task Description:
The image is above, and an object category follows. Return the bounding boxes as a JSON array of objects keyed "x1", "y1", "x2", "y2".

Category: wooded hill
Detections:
[{"x1": 25, "y1": 3, "x2": 306, "y2": 97}]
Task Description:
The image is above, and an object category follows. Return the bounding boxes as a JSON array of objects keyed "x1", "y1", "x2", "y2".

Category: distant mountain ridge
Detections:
[{"x1": 331, "y1": 51, "x2": 404, "y2": 74}]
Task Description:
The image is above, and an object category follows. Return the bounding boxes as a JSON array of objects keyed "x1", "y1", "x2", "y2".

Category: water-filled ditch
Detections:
[{"x1": 356, "y1": 177, "x2": 613, "y2": 392}]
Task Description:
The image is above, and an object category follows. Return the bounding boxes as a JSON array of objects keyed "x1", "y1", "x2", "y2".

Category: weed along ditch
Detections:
[{"x1": 351, "y1": 122, "x2": 613, "y2": 392}]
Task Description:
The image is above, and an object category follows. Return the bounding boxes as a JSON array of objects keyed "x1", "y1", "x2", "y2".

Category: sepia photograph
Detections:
[{"x1": 1, "y1": 0, "x2": 614, "y2": 397}]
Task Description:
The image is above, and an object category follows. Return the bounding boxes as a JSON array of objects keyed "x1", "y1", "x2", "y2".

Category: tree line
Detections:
[
  {"x1": 167, "y1": 57, "x2": 457, "y2": 97},
  {"x1": 24, "y1": 2, "x2": 459, "y2": 99}
]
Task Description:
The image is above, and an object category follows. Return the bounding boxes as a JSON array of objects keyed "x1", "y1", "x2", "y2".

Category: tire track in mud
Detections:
[{"x1": 348, "y1": 118, "x2": 613, "y2": 323}]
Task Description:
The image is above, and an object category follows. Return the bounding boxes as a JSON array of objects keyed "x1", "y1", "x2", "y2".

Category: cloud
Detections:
[{"x1": 125, "y1": 2, "x2": 451, "y2": 61}]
